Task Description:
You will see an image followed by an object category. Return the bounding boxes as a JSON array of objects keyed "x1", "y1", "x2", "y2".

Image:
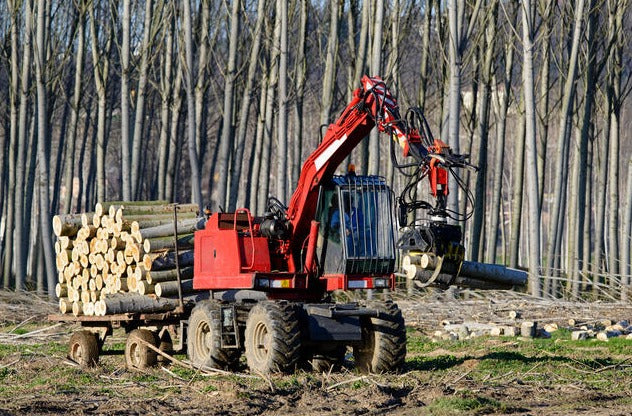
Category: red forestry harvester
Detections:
[
  {"x1": 188, "y1": 76, "x2": 523, "y2": 373},
  {"x1": 54, "y1": 76, "x2": 526, "y2": 373}
]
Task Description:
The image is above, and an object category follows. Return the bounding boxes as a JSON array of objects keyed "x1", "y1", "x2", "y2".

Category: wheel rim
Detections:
[
  {"x1": 195, "y1": 320, "x2": 211, "y2": 359},
  {"x1": 129, "y1": 342, "x2": 141, "y2": 366},
  {"x1": 72, "y1": 343, "x2": 83, "y2": 362},
  {"x1": 252, "y1": 320, "x2": 270, "y2": 364}
]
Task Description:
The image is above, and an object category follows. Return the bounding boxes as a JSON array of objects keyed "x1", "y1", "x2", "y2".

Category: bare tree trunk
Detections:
[
  {"x1": 194, "y1": 0, "x2": 210, "y2": 171},
  {"x1": 3, "y1": 0, "x2": 21, "y2": 288},
  {"x1": 28, "y1": 179, "x2": 39, "y2": 291},
  {"x1": 76, "y1": 95, "x2": 93, "y2": 212},
  {"x1": 215, "y1": 0, "x2": 240, "y2": 210},
  {"x1": 607, "y1": 110, "x2": 620, "y2": 279},
  {"x1": 582, "y1": 137, "x2": 594, "y2": 290},
  {"x1": 12, "y1": 0, "x2": 34, "y2": 291},
  {"x1": 385, "y1": 0, "x2": 400, "y2": 186},
  {"x1": 131, "y1": 0, "x2": 154, "y2": 198},
  {"x1": 258, "y1": 8, "x2": 280, "y2": 214},
  {"x1": 568, "y1": 0, "x2": 597, "y2": 298},
  {"x1": 418, "y1": 0, "x2": 433, "y2": 112},
  {"x1": 63, "y1": 1, "x2": 86, "y2": 214},
  {"x1": 368, "y1": 0, "x2": 384, "y2": 175},
  {"x1": 623, "y1": 162, "x2": 632, "y2": 298},
  {"x1": 345, "y1": 0, "x2": 358, "y2": 100},
  {"x1": 276, "y1": 0, "x2": 289, "y2": 203},
  {"x1": 34, "y1": 0, "x2": 56, "y2": 297},
  {"x1": 250, "y1": 73, "x2": 268, "y2": 212},
  {"x1": 543, "y1": 0, "x2": 585, "y2": 297},
  {"x1": 89, "y1": 0, "x2": 112, "y2": 203},
  {"x1": 228, "y1": 0, "x2": 265, "y2": 210},
  {"x1": 320, "y1": 0, "x2": 340, "y2": 126},
  {"x1": 23, "y1": 112, "x2": 37, "y2": 275},
  {"x1": 157, "y1": 5, "x2": 175, "y2": 201},
  {"x1": 166, "y1": 56, "x2": 183, "y2": 202},
  {"x1": 606, "y1": 0, "x2": 624, "y2": 287},
  {"x1": 355, "y1": 0, "x2": 370, "y2": 174},
  {"x1": 446, "y1": 0, "x2": 482, "y2": 216},
  {"x1": 486, "y1": 3, "x2": 516, "y2": 264},
  {"x1": 592, "y1": 111, "x2": 609, "y2": 285},
  {"x1": 292, "y1": 0, "x2": 307, "y2": 191},
  {"x1": 469, "y1": 0, "x2": 498, "y2": 262},
  {"x1": 509, "y1": 111, "x2": 525, "y2": 269},
  {"x1": 120, "y1": 0, "x2": 132, "y2": 200},
  {"x1": 521, "y1": 0, "x2": 542, "y2": 297},
  {"x1": 536, "y1": 1, "x2": 552, "y2": 211},
  {"x1": 181, "y1": 0, "x2": 203, "y2": 209}
]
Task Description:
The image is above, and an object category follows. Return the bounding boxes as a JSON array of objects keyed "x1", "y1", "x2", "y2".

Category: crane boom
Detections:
[{"x1": 286, "y1": 76, "x2": 428, "y2": 254}]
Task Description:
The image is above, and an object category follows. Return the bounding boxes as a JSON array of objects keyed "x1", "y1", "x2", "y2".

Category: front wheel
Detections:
[
  {"x1": 244, "y1": 301, "x2": 301, "y2": 374},
  {"x1": 187, "y1": 301, "x2": 240, "y2": 369},
  {"x1": 353, "y1": 301, "x2": 406, "y2": 373}
]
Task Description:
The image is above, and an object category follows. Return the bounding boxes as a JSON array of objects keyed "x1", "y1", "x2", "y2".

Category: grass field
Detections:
[{"x1": 1, "y1": 321, "x2": 631, "y2": 415}]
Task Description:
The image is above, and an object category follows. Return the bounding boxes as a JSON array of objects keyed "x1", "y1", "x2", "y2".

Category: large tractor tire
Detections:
[
  {"x1": 125, "y1": 329, "x2": 159, "y2": 369},
  {"x1": 353, "y1": 300, "x2": 406, "y2": 373},
  {"x1": 69, "y1": 330, "x2": 99, "y2": 368},
  {"x1": 187, "y1": 300, "x2": 240, "y2": 369},
  {"x1": 244, "y1": 301, "x2": 301, "y2": 374}
]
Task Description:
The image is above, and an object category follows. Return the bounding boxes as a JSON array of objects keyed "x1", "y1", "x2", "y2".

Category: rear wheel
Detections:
[
  {"x1": 69, "y1": 330, "x2": 99, "y2": 367},
  {"x1": 125, "y1": 329, "x2": 158, "y2": 369},
  {"x1": 187, "y1": 301, "x2": 240, "y2": 369},
  {"x1": 353, "y1": 301, "x2": 406, "y2": 373},
  {"x1": 245, "y1": 301, "x2": 301, "y2": 374}
]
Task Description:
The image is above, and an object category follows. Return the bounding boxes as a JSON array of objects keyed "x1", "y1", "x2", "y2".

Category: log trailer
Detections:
[{"x1": 51, "y1": 76, "x2": 525, "y2": 373}]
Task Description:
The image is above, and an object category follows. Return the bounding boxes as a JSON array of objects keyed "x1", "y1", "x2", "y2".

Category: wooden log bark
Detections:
[
  {"x1": 95, "y1": 200, "x2": 170, "y2": 216},
  {"x1": 52, "y1": 214, "x2": 83, "y2": 237},
  {"x1": 72, "y1": 301, "x2": 83, "y2": 316},
  {"x1": 59, "y1": 298, "x2": 72, "y2": 314},
  {"x1": 81, "y1": 213, "x2": 95, "y2": 227},
  {"x1": 143, "y1": 234, "x2": 194, "y2": 253},
  {"x1": 135, "y1": 218, "x2": 203, "y2": 241},
  {"x1": 459, "y1": 261, "x2": 528, "y2": 286},
  {"x1": 96, "y1": 201, "x2": 198, "y2": 217},
  {"x1": 124, "y1": 242, "x2": 143, "y2": 262},
  {"x1": 117, "y1": 212, "x2": 197, "y2": 223},
  {"x1": 155, "y1": 279, "x2": 194, "y2": 297},
  {"x1": 147, "y1": 266, "x2": 194, "y2": 284},
  {"x1": 98, "y1": 293, "x2": 180, "y2": 315},
  {"x1": 142, "y1": 250, "x2": 194, "y2": 271},
  {"x1": 58, "y1": 236, "x2": 73, "y2": 250},
  {"x1": 137, "y1": 280, "x2": 155, "y2": 295},
  {"x1": 55, "y1": 283, "x2": 67, "y2": 298}
]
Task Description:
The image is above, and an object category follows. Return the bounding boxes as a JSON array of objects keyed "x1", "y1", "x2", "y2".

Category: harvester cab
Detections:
[{"x1": 314, "y1": 174, "x2": 396, "y2": 278}]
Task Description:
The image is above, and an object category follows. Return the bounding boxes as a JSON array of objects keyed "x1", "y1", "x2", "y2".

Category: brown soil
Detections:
[{"x1": 1, "y1": 291, "x2": 631, "y2": 415}]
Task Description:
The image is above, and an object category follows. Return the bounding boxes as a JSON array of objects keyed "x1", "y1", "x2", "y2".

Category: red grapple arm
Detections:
[{"x1": 285, "y1": 76, "x2": 429, "y2": 261}]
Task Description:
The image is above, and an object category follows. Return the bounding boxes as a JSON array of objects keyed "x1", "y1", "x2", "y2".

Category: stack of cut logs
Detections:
[{"x1": 53, "y1": 201, "x2": 203, "y2": 316}]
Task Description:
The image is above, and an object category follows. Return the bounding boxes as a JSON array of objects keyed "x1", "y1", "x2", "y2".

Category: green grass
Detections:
[
  {"x1": 426, "y1": 395, "x2": 505, "y2": 415},
  {"x1": 405, "y1": 330, "x2": 632, "y2": 394},
  {"x1": 201, "y1": 384, "x2": 218, "y2": 393}
]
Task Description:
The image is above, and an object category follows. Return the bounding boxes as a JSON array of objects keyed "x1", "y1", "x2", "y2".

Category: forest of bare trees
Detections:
[{"x1": 0, "y1": 0, "x2": 630, "y2": 300}]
